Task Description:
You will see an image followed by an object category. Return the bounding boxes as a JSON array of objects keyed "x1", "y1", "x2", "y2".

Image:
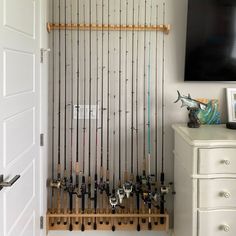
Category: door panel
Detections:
[
  {"x1": 0, "y1": 0, "x2": 40, "y2": 235},
  {"x1": 4, "y1": 108, "x2": 35, "y2": 167},
  {"x1": 4, "y1": 161, "x2": 35, "y2": 233},
  {"x1": 3, "y1": 49, "x2": 35, "y2": 97},
  {"x1": 3, "y1": 0, "x2": 35, "y2": 37}
]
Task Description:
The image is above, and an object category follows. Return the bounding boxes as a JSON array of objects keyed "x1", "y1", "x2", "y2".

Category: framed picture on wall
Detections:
[{"x1": 226, "y1": 88, "x2": 236, "y2": 122}]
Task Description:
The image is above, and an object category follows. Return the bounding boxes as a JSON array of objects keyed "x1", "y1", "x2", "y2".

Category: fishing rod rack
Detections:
[
  {"x1": 47, "y1": 23, "x2": 171, "y2": 34},
  {"x1": 47, "y1": 0, "x2": 171, "y2": 233}
]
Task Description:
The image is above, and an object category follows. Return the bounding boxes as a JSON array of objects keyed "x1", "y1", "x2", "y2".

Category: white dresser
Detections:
[{"x1": 173, "y1": 124, "x2": 236, "y2": 236}]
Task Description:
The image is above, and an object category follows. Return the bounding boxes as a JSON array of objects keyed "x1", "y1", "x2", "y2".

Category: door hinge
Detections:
[
  {"x1": 40, "y1": 216, "x2": 44, "y2": 229},
  {"x1": 40, "y1": 48, "x2": 51, "y2": 63},
  {"x1": 40, "y1": 133, "x2": 44, "y2": 147}
]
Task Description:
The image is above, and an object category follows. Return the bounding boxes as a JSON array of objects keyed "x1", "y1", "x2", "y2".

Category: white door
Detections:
[{"x1": 0, "y1": 0, "x2": 40, "y2": 236}]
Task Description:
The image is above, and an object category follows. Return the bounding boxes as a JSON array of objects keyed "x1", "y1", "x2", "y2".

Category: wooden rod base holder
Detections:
[{"x1": 46, "y1": 209, "x2": 169, "y2": 234}]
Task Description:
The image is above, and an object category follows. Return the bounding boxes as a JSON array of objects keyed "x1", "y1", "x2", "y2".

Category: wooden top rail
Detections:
[{"x1": 47, "y1": 23, "x2": 171, "y2": 34}]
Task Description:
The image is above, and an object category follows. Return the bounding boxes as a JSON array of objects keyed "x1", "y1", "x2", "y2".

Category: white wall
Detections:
[{"x1": 47, "y1": 0, "x2": 236, "y2": 235}]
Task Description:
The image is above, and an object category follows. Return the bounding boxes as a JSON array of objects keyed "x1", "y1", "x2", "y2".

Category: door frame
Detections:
[{"x1": 39, "y1": 0, "x2": 50, "y2": 235}]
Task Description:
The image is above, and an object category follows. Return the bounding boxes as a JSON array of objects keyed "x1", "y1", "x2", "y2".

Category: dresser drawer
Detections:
[
  {"x1": 198, "y1": 179, "x2": 236, "y2": 208},
  {"x1": 198, "y1": 148, "x2": 236, "y2": 174},
  {"x1": 198, "y1": 210, "x2": 236, "y2": 236}
]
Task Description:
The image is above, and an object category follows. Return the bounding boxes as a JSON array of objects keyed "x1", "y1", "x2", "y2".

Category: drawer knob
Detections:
[
  {"x1": 220, "y1": 224, "x2": 230, "y2": 232},
  {"x1": 220, "y1": 191, "x2": 231, "y2": 198},
  {"x1": 222, "y1": 160, "x2": 231, "y2": 165}
]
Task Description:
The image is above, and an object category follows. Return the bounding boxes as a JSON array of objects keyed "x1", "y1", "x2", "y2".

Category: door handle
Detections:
[{"x1": 0, "y1": 175, "x2": 20, "y2": 191}]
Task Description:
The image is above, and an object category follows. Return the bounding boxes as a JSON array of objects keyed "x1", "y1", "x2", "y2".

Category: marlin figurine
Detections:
[{"x1": 174, "y1": 91, "x2": 207, "y2": 111}]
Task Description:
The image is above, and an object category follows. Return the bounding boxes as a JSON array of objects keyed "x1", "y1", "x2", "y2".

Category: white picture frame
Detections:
[{"x1": 226, "y1": 88, "x2": 236, "y2": 122}]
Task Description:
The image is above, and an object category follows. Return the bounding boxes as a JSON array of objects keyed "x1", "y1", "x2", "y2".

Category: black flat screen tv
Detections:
[{"x1": 185, "y1": 0, "x2": 236, "y2": 81}]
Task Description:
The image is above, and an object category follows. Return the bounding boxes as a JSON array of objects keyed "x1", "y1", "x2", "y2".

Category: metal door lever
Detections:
[{"x1": 0, "y1": 175, "x2": 20, "y2": 191}]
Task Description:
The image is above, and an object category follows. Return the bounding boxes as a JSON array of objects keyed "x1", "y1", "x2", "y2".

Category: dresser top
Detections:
[{"x1": 172, "y1": 124, "x2": 236, "y2": 146}]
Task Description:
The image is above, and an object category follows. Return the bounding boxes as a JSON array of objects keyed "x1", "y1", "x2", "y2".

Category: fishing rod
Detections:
[
  {"x1": 128, "y1": 0, "x2": 136, "y2": 225},
  {"x1": 63, "y1": 0, "x2": 68, "y2": 226},
  {"x1": 110, "y1": 72, "x2": 118, "y2": 232},
  {"x1": 75, "y1": 0, "x2": 80, "y2": 226},
  {"x1": 123, "y1": 0, "x2": 133, "y2": 209},
  {"x1": 105, "y1": 0, "x2": 111, "y2": 226},
  {"x1": 67, "y1": 2, "x2": 75, "y2": 231},
  {"x1": 93, "y1": 0, "x2": 99, "y2": 230},
  {"x1": 117, "y1": 0, "x2": 125, "y2": 227},
  {"x1": 87, "y1": 0, "x2": 92, "y2": 226},
  {"x1": 154, "y1": 4, "x2": 159, "y2": 226},
  {"x1": 99, "y1": 0, "x2": 105, "y2": 225},
  {"x1": 142, "y1": 0, "x2": 147, "y2": 182},
  {"x1": 123, "y1": 0, "x2": 128, "y2": 225},
  {"x1": 147, "y1": 2, "x2": 153, "y2": 230},
  {"x1": 50, "y1": 0, "x2": 55, "y2": 227},
  {"x1": 56, "y1": 0, "x2": 62, "y2": 225},
  {"x1": 80, "y1": 4, "x2": 87, "y2": 232},
  {"x1": 160, "y1": 2, "x2": 166, "y2": 225},
  {"x1": 135, "y1": 3, "x2": 141, "y2": 232},
  {"x1": 141, "y1": 0, "x2": 147, "y2": 224},
  {"x1": 117, "y1": 0, "x2": 125, "y2": 210}
]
